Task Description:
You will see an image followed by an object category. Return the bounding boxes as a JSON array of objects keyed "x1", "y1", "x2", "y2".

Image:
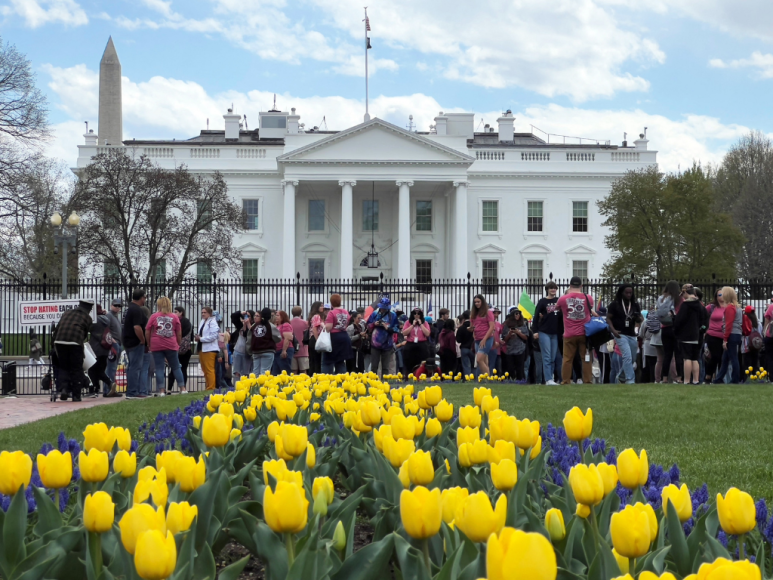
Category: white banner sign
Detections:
[{"x1": 18, "y1": 300, "x2": 96, "y2": 326}]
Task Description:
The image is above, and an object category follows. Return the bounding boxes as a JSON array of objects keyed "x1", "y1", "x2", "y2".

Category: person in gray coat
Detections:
[{"x1": 88, "y1": 304, "x2": 121, "y2": 397}]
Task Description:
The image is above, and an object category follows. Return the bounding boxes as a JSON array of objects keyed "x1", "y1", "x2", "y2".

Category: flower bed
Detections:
[{"x1": 0, "y1": 372, "x2": 769, "y2": 580}]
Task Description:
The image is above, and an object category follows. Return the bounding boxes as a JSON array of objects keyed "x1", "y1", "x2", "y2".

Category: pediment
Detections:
[
  {"x1": 278, "y1": 118, "x2": 474, "y2": 165},
  {"x1": 474, "y1": 243, "x2": 507, "y2": 254},
  {"x1": 237, "y1": 242, "x2": 268, "y2": 253},
  {"x1": 520, "y1": 243, "x2": 551, "y2": 254},
  {"x1": 565, "y1": 244, "x2": 596, "y2": 255}
]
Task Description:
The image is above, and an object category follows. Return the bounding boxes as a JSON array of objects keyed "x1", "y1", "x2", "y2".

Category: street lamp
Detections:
[{"x1": 52, "y1": 211, "x2": 79, "y2": 299}]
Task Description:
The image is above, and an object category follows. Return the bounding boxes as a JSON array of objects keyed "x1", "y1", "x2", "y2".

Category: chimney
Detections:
[
  {"x1": 224, "y1": 108, "x2": 240, "y2": 140},
  {"x1": 84, "y1": 130, "x2": 97, "y2": 146},
  {"x1": 634, "y1": 132, "x2": 648, "y2": 151},
  {"x1": 434, "y1": 112, "x2": 448, "y2": 136},
  {"x1": 98, "y1": 37, "x2": 123, "y2": 146},
  {"x1": 287, "y1": 107, "x2": 300, "y2": 134},
  {"x1": 497, "y1": 110, "x2": 514, "y2": 143}
]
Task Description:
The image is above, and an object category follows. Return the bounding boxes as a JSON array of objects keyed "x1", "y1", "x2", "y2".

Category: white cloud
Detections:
[
  {"x1": 709, "y1": 52, "x2": 773, "y2": 79},
  {"x1": 43, "y1": 64, "x2": 750, "y2": 172},
  {"x1": 0, "y1": 0, "x2": 87, "y2": 27}
]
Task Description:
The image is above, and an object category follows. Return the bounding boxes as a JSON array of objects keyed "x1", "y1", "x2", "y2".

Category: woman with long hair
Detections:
[
  {"x1": 195, "y1": 306, "x2": 219, "y2": 390},
  {"x1": 250, "y1": 308, "x2": 275, "y2": 376},
  {"x1": 272, "y1": 310, "x2": 295, "y2": 375},
  {"x1": 401, "y1": 307, "x2": 431, "y2": 375},
  {"x1": 713, "y1": 286, "x2": 742, "y2": 384},
  {"x1": 656, "y1": 280, "x2": 683, "y2": 383},
  {"x1": 606, "y1": 283, "x2": 643, "y2": 384},
  {"x1": 673, "y1": 286, "x2": 707, "y2": 384},
  {"x1": 145, "y1": 296, "x2": 186, "y2": 396},
  {"x1": 501, "y1": 307, "x2": 528, "y2": 381},
  {"x1": 438, "y1": 318, "x2": 457, "y2": 374},
  {"x1": 703, "y1": 289, "x2": 725, "y2": 384},
  {"x1": 470, "y1": 294, "x2": 496, "y2": 375},
  {"x1": 307, "y1": 301, "x2": 324, "y2": 375},
  {"x1": 346, "y1": 311, "x2": 367, "y2": 373},
  {"x1": 741, "y1": 306, "x2": 762, "y2": 378},
  {"x1": 323, "y1": 294, "x2": 352, "y2": 374}
]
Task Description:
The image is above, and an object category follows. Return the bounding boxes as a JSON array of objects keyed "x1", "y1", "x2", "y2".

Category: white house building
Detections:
[{"x1": 76, "y1": 39, "x2": 657, "y2": 284}]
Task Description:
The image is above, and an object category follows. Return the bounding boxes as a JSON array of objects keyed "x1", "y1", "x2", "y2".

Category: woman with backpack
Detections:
[
  {"x1": 713, "y1": 286, "x2": 743, "y2": 384},
  {"x1": 656, "y1": 280, "x2": 683, "y2": 383},
  {"x1": 169, "y1": 306, "x2": 192, "y2": 394},
  {"x1": 231, "y1": 311, "x2": 254, "y2": 381},
  {"x1": 673, "y1": 286, "x2": 707, "y2": 384},
  {"x1": 438, "y1": 318, "x2": 457, "y2": 374},
  {"x1": 741, "y1": 306, "x2": 763, "y2": 379},
  {"x1": 88, "y1": 304, "x2": 120, "y2": 398}
]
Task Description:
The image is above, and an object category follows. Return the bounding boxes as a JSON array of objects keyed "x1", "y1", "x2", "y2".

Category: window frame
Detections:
[
  {"x1": 527, "y1": 200, "x2": 544, "y2": 233},
  {"x1": 196, "y1": 260, "x2": 213, "y2": 284},
  {"x1": 481, "y1": 259, "x2": 499, "y2": 293},
  {"x1": 308, "y1": 199, "x2": 327, "y2": 233},
  {"x1": 242, "y1": 198, "x2": 261, "y2": 231},
  {"x1": 414, "y1": 199, "x2": 434, "y2": 233},
  {"x1": 478, "y1": 198, "x2": 500, "y2": 234},
  {"x1": 572, "y1": 200, "x2": 590, "y2": 233},
  {"x1": 572, "y1": 260, "x2": 589, "y2": 280},
  {"x1": 527, "y1": 259, "x2": 544, "y2": 282},
  {"x1": 242, "y1": 258, "x2": 259, "y2": 282},
  {"x1": 362, "y1": 199, "x2": 380, "y2": 232}
]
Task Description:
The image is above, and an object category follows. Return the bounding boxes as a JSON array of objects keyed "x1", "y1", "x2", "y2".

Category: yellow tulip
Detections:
[
  {"x1": 459, "y1": 439, "x2": 489, "y2": 467},
  {"x1": 529, "y1": 436, "x2": 543, "y2": 459},
  {"x1": 166, "y1": 501, "x2": 198, "y2": 535},
  {"x1": 441, "y1": 487, "x2": 469, "y2": 524},
  {"x1": 456, "y1": 426, "x2": 480, "y2": 447},
  {"x1": 576, "y1": 503, "x2": 591, "y2": 518},
  {"x1": 424, "y1": 386, "x2": 443, "y2": 407},
  {"x1": 134, "y1": 530, "x2": 176, "y2": 580},
  {"x1": 545, "y1": 508, "x2": 565, "y2": 541},
  {"x1": 383, "y1": 436, "x2": 415, "y2": 468},
  {"x1": 229, "y1": 428, "x2": 242, "y2": 443},
  {"x1": 353, "y1": 411, "x2": 373, "y2": 433},
  {"x1": 481, "y1": 395, "x2": 499, "y2": 414},
  {"x1": 425, "y1": 418, "x2": 442, "y2": 438},
  {"x1": 312, "y1": 476, "x2": 335, "y2": 506},
  {"x1": 455, "y1": 491, "x2": 507, "y2": 542},
  {"x1": 310, "y1": 412, "x2": 321, "y2": 422},
  {"x1": 267, "y1": 421, "x2": 280, "y2": 442},
  {"x1": 264, "y1": 481, "x2": 309, "y2": 534},
  {"x1": 617, "y1": 449, "x2": 648, "y2": 489},
  {"x1": 514, "y1": 418, "x2": 540, "y2": 450},
  {"x1": 279, "y1": 423, "x2": 309, "y2": 456},
  {"x1": 717, "y1": 488, "x2": 756, "y2": 535},
  {"x1": 263, "y1": 458, "x2": 289, "y2": 485},
  {"x1": 391, "y1": 414, "x2": 415, "y2": 440},
  {"x1": 83, "y1": 422, "x2": 115, "y2": 452},
  {"x1": 434, "y1": 399, "x2": 454, "y2": 422},
  {"x1": 36, "y1": 450, "x2": 72, "y2": 489},
  {"x1": 398, "y1": 462, "x2": 410, "y2": 489},
  {"x1": 597, "y1": 463, "x2": 619, "y2": 497},
  {"x1": 612, "y1": 549, "x2": 629, "y2": 574},
  {"x1": 459, "y1": 405, "x2": 482, "y2": 428},
  {"x1": 119, "y1": 503, "x2": 167, "y2": 554},
  {"x1": 114, "y1": 450, "x2": 137, "y2": 478},
  {"x1": 662, "y1": 484, "x2": 693, "y2": 522},
  {"x1": 473, "y1": 387, "x2": 492, "y2": 406},
  {"x1": 568, "y1": 463, "x2": 604, "y2": 506},
  {"x1": 610, "y1": 504, "x2": 654, "y2": 558},
  {"x1": 694, "y1": 558, "x2": 761, "y2": 580},
  {"x1": 156, "y1": 450, "x2": 183, "y2": 484},
  {"x1": 138, "y1": 466, "x2": 166, "y2": 483},
  {"x1": 563, "y1": 407, "x2": 593, "y2": 442},
  {"x1": 374, "y1": 425, "x2": 392, "y2": 452},
  {"x1": 83, "y1": 491, "x2": 115, "y2": 533},
  {"x1": 491, "y1": 458, "x2": 518, "y2": 491},
  {"x1": 201, "y1": 414, "x2": 231, "y2": 448},
  {"x1": 79, "y1": 449, "x2": 109, "y2": 483},
  {"x1": 487, "y1": 527, "x2": 557, "y2": 580},
  {"x1": 400, "y1": 486, "x2": 442, "y2": 539},
  {"x1": 134, "y1": 477, "x2": 168, "y2": 508},
  {"x1": 232, "y1": 414, "x2": 244, "y2": 430},
  {"x1": 639, "y1": 573, "x2": 678, "y2": 580},
  {"x1": 360, "y1": 400, "x2": 382, "y2": 427},
  {"x1": 406, "y1": 450, "x2": 435, "y2": 486},
  {"x1": 490, "y1": 440, "x2": 516, "y2": 464},
  {"x1": 176, "y1": 456, "x2": 206, "y2": 493}
]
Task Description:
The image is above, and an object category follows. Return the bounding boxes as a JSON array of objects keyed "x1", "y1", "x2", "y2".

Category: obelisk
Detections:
[{"x1": 98, "y1": 37, "x2": 122, "y2": 146}]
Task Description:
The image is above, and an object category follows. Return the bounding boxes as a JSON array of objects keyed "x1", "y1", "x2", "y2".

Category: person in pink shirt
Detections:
[
  {"x1": 703, "y1": 289, "x2": 726, "y2": 383},
  {"x1": 144, "y1": 296, "x2": 185, "y2": 396},
  {"x1": 489, "y1": 305, "x2": 503, "y2": 375},
  {"x1": 764, "y1": 299, "x2": 773, "y2": 372},
  {"x1": 307, "y1": 301, "x2": 325, "y2": 375},
  {"x1": 269, "y1": 310, "x2": 294, "y2": 375},
  {"x1": 323, "y1": 294, "x2": 352, "y2": 374},
  {"x1": 289, "y1": 306, "x2": 309, "y2": 375},
  {"x1": 470, "y1": 294, "x2": 496, "y2": 375},
  {"x1": 401, "y1": 307, "x2": 431, "y2": 375},
  {"x1": 554, "y1": 276, "x2": 596, "y2": 384}
]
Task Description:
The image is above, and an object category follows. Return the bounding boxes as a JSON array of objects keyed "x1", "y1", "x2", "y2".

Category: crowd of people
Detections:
[{"x1": 47, "y1": 276, "x2": 773, "y2": 401}]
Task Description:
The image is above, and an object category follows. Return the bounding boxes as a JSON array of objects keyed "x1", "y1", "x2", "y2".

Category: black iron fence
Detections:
[{"x1": 1, "y1": 275, "x2": 772, "y2": 357}]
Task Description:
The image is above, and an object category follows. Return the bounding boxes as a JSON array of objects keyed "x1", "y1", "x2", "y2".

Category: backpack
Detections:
[
  {"x1": 742, "y1": 313, "x2": 752, "y2": 337},
  {"x1": 100, "y1": 324, "x2": 115, "y2": 350},
  {"x1": 645, "y1": 312, "x2": 660, "y2": 335},
  {"x1": 749, "y1": 330, "x2": 764, "y2": 351}
]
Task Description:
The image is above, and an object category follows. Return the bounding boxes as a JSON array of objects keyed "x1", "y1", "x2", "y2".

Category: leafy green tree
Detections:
[{"x1": 598, "y1": 164, "x2": 744, "y2": 282}]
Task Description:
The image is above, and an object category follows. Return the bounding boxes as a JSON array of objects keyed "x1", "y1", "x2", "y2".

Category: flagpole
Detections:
[{"x1": 364, "y1": 7, "x2": 370, "y2": 121}]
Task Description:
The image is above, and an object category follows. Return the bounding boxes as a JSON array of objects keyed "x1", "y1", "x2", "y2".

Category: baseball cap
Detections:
[
  {"x1": 111, "y1": 298, "x2": 122, "y2": 307},
  {"x1": 323, "y1": 303, "x2": 332, "y2": 309},
  {"x1": 570, "y1": 276, "x2": 583, "y2": 287},
  {"x1": 492, "y1": 305, "x2": 501, "y2": 312},
  {"x1": 745, "y1": 305, "x2": 755, "y2": 314}
]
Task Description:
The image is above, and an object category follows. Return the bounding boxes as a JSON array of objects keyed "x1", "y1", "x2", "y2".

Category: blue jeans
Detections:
[
  {"x1": 272, "y1": 347, "x2": 295, "y2": 374},
  {"x1": 152, "y1": 350, "x2": 184, "y2": 393},
  {"x1": 538, "y1": 333, "x2": 562, "y2": 383},
  {"x1": 322, "y1": 359, "x2": 347, "y2": 374},
  {"x1": 252, "y1": 352, "x2": 274, "y2": 375},
  {"x1": 615, "y1": 335, "x2": 638, "y2": 384},
  {"x1": 105, "y1": 345, "x2": 122, "y2": 394},
  {"x1": 125, "y1": 345, "x2": 145, "y2": 397},
  {"x1": 715, "y1": 334, "x2": 742, "y2": 384},
  {"x1": 488, "y1": 352, "x2": 499, "y2": 375},
  {"x1": 460, "y1": 348, "x2": 475, "y2": 377},
  {"x1": 141, "y1": 352, "x2": 152, "y2": 395}
]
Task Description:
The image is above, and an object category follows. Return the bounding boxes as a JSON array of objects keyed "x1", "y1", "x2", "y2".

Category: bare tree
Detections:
[
  {"x1": 714, "y1": 131, "x2": 773, "y2": 281},
  {"x1": 0, "y1": 38, "x2": 48, "y2": 143},
  {"x1": 72, "y1": 149, "x2": 244, "y2": 296}
]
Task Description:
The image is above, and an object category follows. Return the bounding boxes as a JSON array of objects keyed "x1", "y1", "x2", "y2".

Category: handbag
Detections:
[
  {"x1": 83, "y1": 343, "x2": 97, "y2": 370},
  {"x1": 270, "y1": 323, "x2": 282, "y2": 344},
  {"x1": 302, "y1": 327, "x2": 311, "y2": 345},
  {"x1": 583, "y1": 295, "x2": 609, "y2": 337},
  {"x1": 315, "y1": 329, "x2": 333, "y2": 352}
]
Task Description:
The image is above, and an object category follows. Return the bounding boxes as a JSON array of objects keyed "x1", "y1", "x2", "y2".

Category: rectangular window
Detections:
[
  {"x1": 573, "y1": 260, "x2": 589, "y2": 280},
  {"x1": 308, "y1": 200, "x2": 326, "y2": 231},
  {"x1": 481, "y1": 201, "x2": 498, "y2": 232},
  {"x1": 527, "y1": 201, "x2": 543, "y2": 232},
  {"x1": 482, "y1": 259, "x2": 498, "y2": 293},
  {"x1": 197, "y1": 200, "x2": 212, "y2": 231},
  {"x1": 309, "y1": 259, "x2": 325, "y2": 293},
  {"x1": 196, "y1": 260, "x2": 212, "y2": 283},
  {"x1": 527, "y1": 260, "x2": 543, "y2": 281},
  {"x1": 572, "y1": 201, "x2": 588, "y2": 232},
  {"x1": 243, "y1": 259, "x2": 259, "y2": 281},
  {"x1": 154, "y1": 260, "x2": 166, "y2": 283},
  {"x1": 416, "y1": 201, "x2": 432, "y2": 231},
  {"x1": 104, "y1": 262, "x2": 120, "y2": 280},
  {"x1": 243, "y1": 199, "x2": 259, "y2": 230},
  {"x1": 416, "y1": 259, "x2": 432, "y2": 286},
  {"x1": 261, "y1": 115, "x2": 287, "y2": 129},
  {"x1": 363, "y1": 199, "x2": 379, "y2": 231}
]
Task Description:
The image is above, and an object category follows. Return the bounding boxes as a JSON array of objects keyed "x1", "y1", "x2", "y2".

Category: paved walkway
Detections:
[{"x1": 0, "y1": 396, "x2": 125, "y2": 430}]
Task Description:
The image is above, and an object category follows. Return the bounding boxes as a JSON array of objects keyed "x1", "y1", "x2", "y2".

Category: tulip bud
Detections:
[
  {"x1": 312, "y1": 476, "x2": 334, "y2": 516},
  {"x1": 114, "y1": 450, "x2": 137, "y2": 478},
  {"x1": 37, "y1": 450, "x2": 72, "y2": 489},
  {"x1": 166, "y1": 501, "x2": 198, "y2": 535},
  {"x1": 717, "y1": 488, "x2": 756, "y2": 535},
  {"x1": 333, "y1": 520, "x2": 347, "y2": 552},
  {"x1": 400, "y1": 486, "x2": 442, "y2": 539},
  {"x1": 563, "y1": 407, "x2": 593, "y2": 442},
  {"x1": 490, "y1": 459, "x2": 518, "y2": 491},
  {"x1": 134, "y1": 530, "x2": 177, "y2": 580},
  {"x1": 617, "y1": 449, "x2": 648, "y2": 490},
  {"x1": 545, "y1": 508, "x2": 565, "y2": 541},
  {"x1": 406, "y1": 450, "x2": 434, "y2": 486},
  {"x1": 662, "y1": 484, "x2": 693, "y2": 523},
  {"x1": 306, "y1": 443, "x2": 316, "y2": 469},
  {"x1": 192, "y1": 416, "x2": 202, "y2": 429},
  {"x1": 576, "y1": 504, "x2": 591, "y2": 518},
  {"x1": 79, "y1": 449, "x2": 109, "y2": 483},
  {"x1": 83, "y1": 491, "x2": 115, "y2": 533}
]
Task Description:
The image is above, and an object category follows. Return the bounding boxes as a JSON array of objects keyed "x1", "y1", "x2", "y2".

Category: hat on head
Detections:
[
  {"x1": 745, "y1": 305, "x2": 755, "y2": 314},
  {"x1": 508, "y1": 305, "x2": 518, "y2": 314},
  {"x1": 213, "y1": 310, "x2": 222, "y2": 323},
  {"x1": 112, "y1": 298, "x2": 122, "y2": 307},
  {"x1": 78, "y1": 299, "x2": 94, "y2": 310},
  {"x1": 570, "y1": 276, "x2": 583, "y2": 287},
  {"x1": 323, "y1": 303, "x2": 332, "y2": 309},
  {"x1": 378, "y1": 296, "x2": 391, "y2": 309},
  {"x1": 492, "y1": 305, "x2": 501, "y2": 312}
]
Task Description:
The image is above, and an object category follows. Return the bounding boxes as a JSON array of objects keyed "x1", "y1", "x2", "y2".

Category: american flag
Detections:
[{"x1": 365, "y1": 15, "x2": 371, "y2": 31}]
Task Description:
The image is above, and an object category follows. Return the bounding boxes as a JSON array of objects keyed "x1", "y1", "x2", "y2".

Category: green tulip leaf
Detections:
[
  {"x1": 330, "y1": 534, "x2": 394, "y2": 580},
  {"x1": 286, "y1": 547, "x2": 333, "y2": 580},
  {"x1": 433, "y1": 543, "x2": 463, "y2": 580},
  {"x1": 323, "y1": 487, "x2": 365, "y2": 538},
  {"x1": 705, "y1": 506, "x2": 719, "y2": 538},
  {"x1": 665, "y1": 500, "x2": 691, "y2": 576},
  {"x1": 563, "y1": 517, "x2": 583, "y2": 564},
  {"x1": 31, "y1": 487, "x2": 62, "y2": 538},
  {"x1": 189, "y1": 471, "x2": 222, "y2": 552},
  {"x1": 456, "y1": 549, "x2": 485, "y2": 580},
  {"x1": 686, "y1": 509, "x2": 709, "y2": 560},
  {"x1": 393, "y1": 534, "x2": 432, "y2": 580},
  {"x1": 596, "y1": 489, "x2": 619, "y2": 539},
  {"x1": 252, "y1": 522, "x2": 289, "y2": 580},
  {"x1": 703, "y1": 535, "x2": 732, "y2": 561},
  {"x1": 217, "y1": 555, "x2": 250, "y2": 580},
  {"x1": 191, "y1": 542, "x2": 216, "y2": 580},
  {"x1": 4, "y1": 486, "x2": 29, "y2": 570},
  {"x1": 556, "y1": 567, "x2": 585, "y2": 580}
]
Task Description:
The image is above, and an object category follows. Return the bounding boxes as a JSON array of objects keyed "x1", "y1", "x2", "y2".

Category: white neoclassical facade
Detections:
[{"x1": 76, "y1": 40, "x2": 658, "y2": 283}]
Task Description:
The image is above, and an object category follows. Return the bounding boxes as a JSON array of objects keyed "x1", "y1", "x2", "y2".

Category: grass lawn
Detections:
[{"x1": 2, "y1": 383, "x2": 772, "y2": 500}]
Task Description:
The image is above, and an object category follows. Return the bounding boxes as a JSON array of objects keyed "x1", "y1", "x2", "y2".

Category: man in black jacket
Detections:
[
  {"x1": 53, "y1": 299, "x2": 94, "y2": 402},
  {"x1": 456, "y1": 310, "x2": 475, "y2": 377}
]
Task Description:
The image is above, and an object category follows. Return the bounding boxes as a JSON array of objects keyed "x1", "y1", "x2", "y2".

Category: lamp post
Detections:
[{"x1": 51, "y1": 211, "x2": 80, "y2": 299}]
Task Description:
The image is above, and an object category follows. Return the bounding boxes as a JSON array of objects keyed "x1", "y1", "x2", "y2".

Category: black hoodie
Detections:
[
  {"x1": 673, "y1": 298, "x2": 707, "y2": 343},
  {"x1": 250, "y1": 308, "x2": 275, "y2": 354}
]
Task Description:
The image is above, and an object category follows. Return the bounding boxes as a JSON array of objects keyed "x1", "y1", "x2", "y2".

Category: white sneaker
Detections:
[
  {"x1": 576, "y1": 380, "x2": 583, "y2": 384},
  {"x1": 546, "y1": 380, "x2": 558, "y2": 386},
  {"x1": 155, "y1": 391, "x2": 166, "y2": 397},
  {"x1": 179, "y1": 389, "x2": 188, "y2": 395}
]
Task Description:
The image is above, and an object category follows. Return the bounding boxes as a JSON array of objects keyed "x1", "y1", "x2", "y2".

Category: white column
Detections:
[
  {"x1": 281, "y1": 180, "x2": 298, "y2": 279},
  {"x1": 453, "y1": 180, "x2": 469, "y2": 279},
  {"x1": 339, "y1": 180, "x2": 356, "y2": 280},
  {"x1": 396, "y1": 180, "x2": 413, "y2": 279}
]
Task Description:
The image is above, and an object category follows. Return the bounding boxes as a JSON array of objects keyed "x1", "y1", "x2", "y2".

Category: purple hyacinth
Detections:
[
  {"x1": 718, "y1": 531, "x2": 728, "y2": 548},
  {"x1": 756, "y1": 499, "x2": 768, "y2": 533}
]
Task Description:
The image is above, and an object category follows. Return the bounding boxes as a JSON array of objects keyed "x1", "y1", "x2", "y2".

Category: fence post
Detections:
[
  {"x1": 296, "y1": 272, "x2": 301, "y2": 308},
  {"x1": 212, "y1": 272, "x2": 217, "y2": 311},
  {"x1": 466, "y1": 272, "x2": 471, "y2": 310}
]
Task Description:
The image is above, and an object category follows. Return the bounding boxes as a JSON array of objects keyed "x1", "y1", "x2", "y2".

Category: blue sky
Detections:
[{"x1": 3, "y1": 0, "x2": 773, "y2": 170}]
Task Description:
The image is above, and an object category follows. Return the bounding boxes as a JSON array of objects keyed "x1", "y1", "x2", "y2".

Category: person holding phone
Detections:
[
  {"x1": 470, "y1": 294, "x2": 496, "y2": 376},
  {"x1": 401, "y1": 307, "x2": 431, "y2": 375},
  {"x1": 231, "y1": 310, "x2": 253, "y2": 380},
  {"x1": 367, "y1": 296, "x2": 399, "y2": 378}
]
